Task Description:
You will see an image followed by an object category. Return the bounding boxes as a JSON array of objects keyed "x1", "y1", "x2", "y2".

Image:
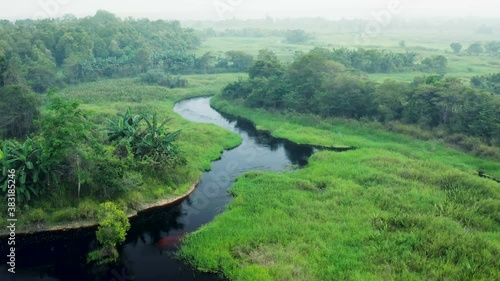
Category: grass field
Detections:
[
  {"x1": 178, "y1": 96, "x2": 500, "y2": 280},
  {"x1": 0, "y1": 74, "x2": 243, "y2": 234},
  {"x1": 195, "y1": 31, "x2": 500, "y2": 82}
]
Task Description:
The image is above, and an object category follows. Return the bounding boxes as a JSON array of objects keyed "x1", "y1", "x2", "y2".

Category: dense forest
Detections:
[
  {"x1": 221, "y1": 48, "x2": 500, "y2": 156},
  {"x1": 0, "y1": 11, "x2": 209, "y2": 208},
  {"x1": 0, "y1": 10, "x2": 258, "y2": 96},
  {"x1": 0, "y1": 10, "x2": 200, "y2": 92}
]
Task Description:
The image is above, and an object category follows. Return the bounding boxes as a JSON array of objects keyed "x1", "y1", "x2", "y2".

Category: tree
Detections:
[
  {"x1": 248, "y1": 49, "x2": 284, "y2": 79},
  {"x1": 0, "y1": 85, "x2": 40, "y2": 139},
  {"x1": 403, "y1": 84, "x2": 442, "y2": 127},
  {"x1": 195, "y1": 52, "x2": 217, "y2": 74},
  {"x1": 471, "y1": 73, "x2": 500, "y2": 95},
  {"x1": 421, "y1": 55, "x2": 448, "y2": 74},
  {"x1": 219, "y1": 51, "x2": 254, "y2": 72},
  {"x1": 374, "y1": 79, "x2": 410, "y2": 121},
  {"x1": 38, "y1": 95, "x2": 99, "y2": 198},
  {"x1": 285, "y1": 49, "x2": 344, "y2": 110},
  {"x1": 87, "y1": 202, "x2": 130, "y2": 264},
  {"x1": 485, "y1": 41, "x2": 500, "y2": 55},
  {"x1": 467, "y1": 42, "x2": 484, "y2": 56},
  {"x1": 450, "y1": 42, "x2": 462, "y2": 54},
  {"x1": 285, "y1": 29, "x2": 311, "y2": 44},
  {"x1": 317, "y1": 75, "x2": 376, "y2": 119},
  {"x1": 0, "y1": 53, "x2": 6, "y2": 86},
  {"x1": 2, "y1": 55, "x2": 25, "y2": 86},
  {"x1": 134, "y1": 47, "x2": 153, "y2": 72},
  {"x1": 28, "y1": 64, "x2": 58, "y2": 93}
]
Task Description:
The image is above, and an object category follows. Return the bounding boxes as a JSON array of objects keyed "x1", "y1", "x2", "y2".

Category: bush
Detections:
[
  {"x1": 120, "y1": 171, "x2": 144, "y2": 192},
  {"x1": 28, "y1": 208, "x2": 48, "y2": 223},
  {"x1": 126, "y1": 191, "x2": 144, "y2": 211},
  {"x1": 87, "y1": 202, "x2": 130, "y2": 265},
  {"x1": 77, "y1": 200, "x2": 99, "y2": 219},
  {"x1": 49, "y1": 208, "x2": 77, "y2": 223},
  {"x1": 139, "y1": 69, "x2": 188, "y2": 88}
]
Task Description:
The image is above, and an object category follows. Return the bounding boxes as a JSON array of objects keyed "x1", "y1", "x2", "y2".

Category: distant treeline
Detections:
[
  {"x1": 0, "y1": 11, "x2": 258, "y2": 94},
  {"x1": 222, "y1": 48, "x2": 500, "y2": 148},
  {"x1": 0, "y1": 11, "x2": 200, "y2": 92},
  {"x1": 329, "y1": 48, "x2": 447, "y2": 73},
  {"x1": 472, "y1": 73, "x2": 500, "y2": 94},
  {"x1": 450, "y1": 41, "x2": 500, "y2": 56},
  {"x1": 184, "y1": 17, "x2": 500, "y2": 35}
]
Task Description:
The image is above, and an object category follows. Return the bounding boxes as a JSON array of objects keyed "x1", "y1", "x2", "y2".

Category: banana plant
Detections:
[
  {"x1": 135, "y1": 113, "x2": 181, "y2": 160},
  {"x1": 105, "y1": 109, "x2": 184, "y2": 167},
  {"x1": 105, "y1": 107, "x2": 143, "y2": 143},
  {"x1": 0, "y1": 138, "x2": 54, "y2": 203}
]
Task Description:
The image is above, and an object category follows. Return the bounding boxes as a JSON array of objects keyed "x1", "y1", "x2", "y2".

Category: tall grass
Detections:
[{"x1": 179, "y1": 96, "x2": 500, "y2": 280}]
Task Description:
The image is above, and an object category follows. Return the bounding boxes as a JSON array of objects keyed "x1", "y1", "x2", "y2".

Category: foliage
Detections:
[
  {"x1": 467, "y1": 42, "x2": 484, "y2": 55},
  {"x1": 0, "y1": 138, "x2": 54, "y2": 203},
  {"x1": 450, "y1": 42, "x2": 462, "y2": 54},
  {"x1": 106, "y1": 109, "x2": 185, "y2": 169},
  {"x1": 0, "y1": 11, "x2": 201, "y2": 92},
  {"x1": 222, "y1": 48, "x2": 500, "y2": 146},
  {"x1": 38, "y1": 96, "x2": 98, "y2": 167},
  {"x1": 285, "y1": 29, "x2": 312, "y2": 44},
  {"x1": 87, "y1": 202, "x2": 130, "y2": 265},
  {"x1": 329, "y1": 48, "x2": 419, "y2": 73},
  {"x1": 420, "y1": 55, "x2": 448, "y2": 74},
  {"x1": 215, "y1": 51, "x2": 254, "y2": 73},
  {"x1": 138, "y1": 69, "x2": 188, "y2": 88},
  {"x1": 471, "y1": 72, "x2": 500, "y2": 94},
  {"x1": 248, "y1": 49, "x2": 285, "y2": 79},
  {"x1": 0, "y1": 85, "x2": 41, "y2": 139}
]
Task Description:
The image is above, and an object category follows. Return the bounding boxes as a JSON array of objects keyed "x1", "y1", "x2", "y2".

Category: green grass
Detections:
[
  {"x1": 211, "y1": 97, "x2": 499, "y2": 178},
  {"x1": 196, "y1": 35, "x2": 500, "y2": 82},
  {"x1": 179, "y1": 96, "x2": 500, "y2": 280},
  {"x1": 0, "y1": 74, "x2": 243, "y2": 234}
]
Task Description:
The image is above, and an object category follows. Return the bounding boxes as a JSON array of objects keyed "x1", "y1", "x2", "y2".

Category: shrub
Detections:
[
  {"x1": 49, "y1": 208, "x2": 77, "y2": 223},
  {"x1": 28, "y1": 208, "x2": 48, "y2": 223},
  {"x1": 139, "y1": 69, "x2": 188, "y2": 88},
  {"x1": 87, "y1": 202, "x2": 130, "y2": 265},
  {"x1": 77, "y1": 200, "x2": 99, "y2": 219},
  {"x1": 126, "y1": 191, "x2": 144, "y2": 211}
]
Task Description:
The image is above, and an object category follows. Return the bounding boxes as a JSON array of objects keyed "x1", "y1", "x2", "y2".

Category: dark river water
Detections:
[{"x1": 0, "y1": 97, "x2": 318, "y2": 281}]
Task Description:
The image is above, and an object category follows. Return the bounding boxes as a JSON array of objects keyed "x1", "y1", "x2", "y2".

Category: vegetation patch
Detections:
[{"x1": 0, "y1": 74, "x2": 242, "y2": 234}]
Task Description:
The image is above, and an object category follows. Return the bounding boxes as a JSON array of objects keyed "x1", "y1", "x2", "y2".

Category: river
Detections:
[{"x1": 0, "y1": 97, "x2": 317, "y2": 281}]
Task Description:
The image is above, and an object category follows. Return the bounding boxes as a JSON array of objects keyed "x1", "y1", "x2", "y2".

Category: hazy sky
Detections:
[{"x1": 3, "y1": 0, "x2": 500, "y2": 21}]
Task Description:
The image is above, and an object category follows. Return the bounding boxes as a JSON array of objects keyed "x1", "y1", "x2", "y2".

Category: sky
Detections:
[{"x1": 2, "y1": 0, "x2": 500, "y2": 21}]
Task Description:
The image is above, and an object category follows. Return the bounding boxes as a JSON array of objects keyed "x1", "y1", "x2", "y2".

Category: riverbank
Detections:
[
  {"x1": 179, "y1": 96, "x2": 500, "y2": 280},
  {"x1": 1, "y1": 181, "x2": 200, "y2": 237},
  {"x1": 0, "y1": 74, "x2": 243, "y2": 237}
]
